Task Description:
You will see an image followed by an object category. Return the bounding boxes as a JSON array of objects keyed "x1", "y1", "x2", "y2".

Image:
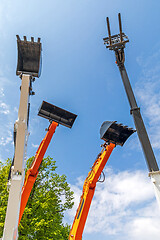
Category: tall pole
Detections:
[
  {"x1": 3, "y1": 36, "x2": 42, "y2": 240},
  {"x1": 118, "y1": 65, "x2": 159, "y2": 172},
  {"x1": 3, "y1": 75, "x2": 31, "y2": 240},
  {"x1": 103, "y1": 13, "x2": 160, "y2": 208}
]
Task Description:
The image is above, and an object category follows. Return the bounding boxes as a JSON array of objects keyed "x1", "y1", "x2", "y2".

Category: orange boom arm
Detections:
[
  {"x1": 18, "y1": 100, "x2": 77, "y2": 225},
  {"x1": 19, "y1": 121, "x2": 58, "y2": 224},
  {"x1": 69, "y1": 120, "x2": 134, "y2": 240},
  {"x1": 69, "y1": 143, "x2": 115, "y2": 240}
]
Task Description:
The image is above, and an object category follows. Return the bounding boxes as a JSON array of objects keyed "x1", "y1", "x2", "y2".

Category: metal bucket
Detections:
[
  {"x1": 100, "y1": 121, "x2": 135, "y2": 146},
  {"x1": 16, "y1": 35, "x2": 42, "y2": 78},
  {"x1": 38, "y1": 101, "x2": 77, "y2": 128}
]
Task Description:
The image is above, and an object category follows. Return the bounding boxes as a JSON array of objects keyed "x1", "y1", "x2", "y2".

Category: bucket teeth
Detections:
[
  {"x1": 16, "y1": 35, "x2": 41, "y2": 44},
  {"x1": 100, "y1": 121, "x2": 135, "y2": 146},
  {"x1": 16, "y1": 35, "x2": 20, "y2": 40},
  {"x1": 23, "y1": 36, "x2": 27, "y2": 41}
]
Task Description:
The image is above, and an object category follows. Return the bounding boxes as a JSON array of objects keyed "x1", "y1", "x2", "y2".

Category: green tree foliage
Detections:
[
  {"x1": 0, "y1": 158, "x2": 11, "y2": 235},
  {"x1": 0, "y1": 157, "x2": 74, "y2": 239}
]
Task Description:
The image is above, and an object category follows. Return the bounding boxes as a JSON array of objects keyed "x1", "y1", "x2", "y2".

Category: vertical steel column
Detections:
[
  {"x1": 104, "y1": 13, "x2": 159, "y2": 172},
  {"x1": 104, "y1": 13, "x2": 160, "y2": 208},
  {"x1": 3, "y1": 75, "x2": 30, "y2": 240},
  {"x1": 3, "y1": 35, "x2": 41, "y2": 239},
  {"x1": 118, "y1": 64, "x2": 159, "y2": 172}
]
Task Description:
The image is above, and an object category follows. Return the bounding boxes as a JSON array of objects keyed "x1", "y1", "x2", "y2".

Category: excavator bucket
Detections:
[
  {"x1": 16, "y1": 35, "x2": 42, "y2": 77},
  {"x1": 100, "y1": 121, "x2": 135, "y2": 146},
  {"x1": 38, "y1": 101, "x2": 77, "y2": 128}
]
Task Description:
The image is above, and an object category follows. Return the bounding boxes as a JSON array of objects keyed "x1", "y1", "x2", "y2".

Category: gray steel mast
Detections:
[
  {"x1": 3, "y1": 36, "x2": 42, "y2": 240},
  {"x1": 103, "y1": 13, "x2": 159, "y2": 172}
]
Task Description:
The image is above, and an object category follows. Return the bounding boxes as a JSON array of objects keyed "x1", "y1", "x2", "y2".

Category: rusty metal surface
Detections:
[{"x1": 103, "y1": 13, "x2": 129, "y2": 50}]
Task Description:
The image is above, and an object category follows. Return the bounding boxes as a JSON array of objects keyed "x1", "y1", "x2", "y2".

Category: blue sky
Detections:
[{"x1": 1, "y1": 0, "x2": 160, "y2": 239}]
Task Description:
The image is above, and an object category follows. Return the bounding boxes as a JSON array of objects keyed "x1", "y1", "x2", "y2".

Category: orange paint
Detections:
[
  {"x1": 69, "y1": 143, "x2": 115, "y2": 240},
  {"x1": 19, "y1": 121, "x2": 58, "y2": 224}
]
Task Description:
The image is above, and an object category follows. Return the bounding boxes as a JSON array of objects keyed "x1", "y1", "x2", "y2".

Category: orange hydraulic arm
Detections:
[
  {"x1": 69, "y1": 143, "x2": 115, "y2": 240},
  {"x1": 69, "y1": 120, "x2": 134, "y2": 240},
  {"x1": 18, "y1": 100, "x2": 77, "y2": 224},
  {"x1": 18, "y1": 121, "x2": 58, "y2": 224}
]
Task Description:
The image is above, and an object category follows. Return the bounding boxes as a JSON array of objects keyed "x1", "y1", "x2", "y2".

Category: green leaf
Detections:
[{"x1": 0, "y1": 156, "x2": 74, "y2": 239}]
